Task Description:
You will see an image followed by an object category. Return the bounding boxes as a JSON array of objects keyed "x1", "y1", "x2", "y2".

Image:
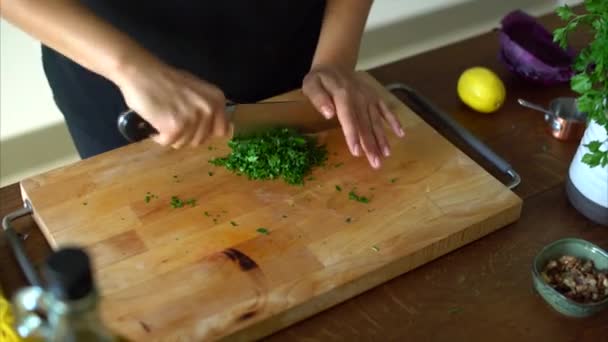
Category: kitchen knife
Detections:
[{"x1": 117, "y1": 100, "x2": 340, "y2": 142}]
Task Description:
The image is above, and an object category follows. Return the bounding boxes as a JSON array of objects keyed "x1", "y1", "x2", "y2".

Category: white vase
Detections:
[{"x1": 566, "y1": 120, "x2": 608, "y2": 226}]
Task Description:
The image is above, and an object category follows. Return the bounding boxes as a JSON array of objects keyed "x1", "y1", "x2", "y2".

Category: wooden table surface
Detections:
[{"x1": 1, "y1": 8, "x2": 606, "y2": 342}]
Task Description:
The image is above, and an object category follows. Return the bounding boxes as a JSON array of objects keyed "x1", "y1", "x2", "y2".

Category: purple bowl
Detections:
[{"x1": 499, "y1": 9, "x2": 576, "y2": 85}]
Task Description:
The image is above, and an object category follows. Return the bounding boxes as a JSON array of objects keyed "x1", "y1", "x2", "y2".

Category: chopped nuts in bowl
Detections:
[{"x1": 532, "y1": 238, "x2": 608, "y2": 317}]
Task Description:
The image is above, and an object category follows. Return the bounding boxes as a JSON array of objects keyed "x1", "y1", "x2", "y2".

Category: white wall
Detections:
[{"x1": 0, "y1": 0, "x2": 576, "y2": 186}]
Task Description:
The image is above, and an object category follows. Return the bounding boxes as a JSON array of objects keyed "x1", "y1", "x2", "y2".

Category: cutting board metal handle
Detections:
[
  {"x1": 386, "y1": 83, "x2": 521, "y2": 190},
  {"x1": 2, "y1": 200, "x2": 41, "y2": 287}
]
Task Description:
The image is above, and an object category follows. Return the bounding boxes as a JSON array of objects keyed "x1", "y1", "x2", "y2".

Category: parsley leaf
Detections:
[
  {"x1": 348, "y1": 189, "x2": 370, "y2": 203},
  {"x1": 556, "y1": 5, "x2": 573, "y2": 20},
  {"x1": 171, "y1": 196, "x2": 196, "y2": 208},
  {"x1": 170, "y1": 196, "x2": 184, "y2": 208},
  {"x1": 256, "y1": 227, "x2": 270, "y2": 235}
]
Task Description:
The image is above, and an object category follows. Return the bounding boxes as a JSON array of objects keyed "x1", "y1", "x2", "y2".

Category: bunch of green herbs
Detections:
[{"x1": 554, "y1": 1, "x2": 608, "y2": 167}]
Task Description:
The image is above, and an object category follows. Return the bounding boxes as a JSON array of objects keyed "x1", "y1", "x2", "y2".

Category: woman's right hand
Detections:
[{"x1": 114, "y1": 58, "x2": 229, "y2": 148}]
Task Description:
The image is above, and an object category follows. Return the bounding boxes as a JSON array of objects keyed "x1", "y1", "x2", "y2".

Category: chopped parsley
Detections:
[
  {"x1": 170, "y1": 196, "x2": 196, "y2": 208},
  {"x1": 256, "y1": 227, "x2": 270, "y2": 235},
  {"x1": 348, "y1": 190, "x2": 370, "y2": 203},
  {"x1": 144, "y1": 192, "x2": 159, "y2": 203},
  {"x1": 170, "y1": 196, "x2": 184, "y2": 208},
  {"x1": 209, "y1": 128, "x2": 327, "y2": 185}
]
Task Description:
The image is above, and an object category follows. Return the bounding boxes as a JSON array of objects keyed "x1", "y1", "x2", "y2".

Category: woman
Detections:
[{"x1": 1, "y1": 0, "x2": 404, "y2": 169}]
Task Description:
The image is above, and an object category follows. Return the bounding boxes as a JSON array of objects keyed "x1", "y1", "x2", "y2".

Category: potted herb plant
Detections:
[{"x1": 553, "y1": 1, "x2": 608, "y2": 225}]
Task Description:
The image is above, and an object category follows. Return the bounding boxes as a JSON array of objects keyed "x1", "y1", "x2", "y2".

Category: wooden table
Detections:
[{"x1": 2, "y1": 8, "x2": 606, "y2": 341}]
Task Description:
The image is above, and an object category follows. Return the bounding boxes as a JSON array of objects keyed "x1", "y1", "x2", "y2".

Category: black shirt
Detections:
[
  {"x1": 47, "y1": 1, "x2": 326, "y2": 102},
  {"x1": 40, "y1": 1, "x2": 326, "y2": 158}
]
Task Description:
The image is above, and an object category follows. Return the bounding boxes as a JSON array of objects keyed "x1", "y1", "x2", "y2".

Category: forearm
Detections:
[
  {"x1": 0, "y1": 0, "x2": 157, "y2": 84},
  {"x1": 311, "y1": 0, "x2": 373, "y2": 71}
]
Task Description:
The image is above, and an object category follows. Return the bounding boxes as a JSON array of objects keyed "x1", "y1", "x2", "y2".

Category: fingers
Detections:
[
  {"x1": 190, "y1": 109, "x2": 211, "y2": 147},
  {"x1": 152, "y1": 113, "x2": 186, "y2": 147},
  {"x1": 357, "y1": 99, "x2": 382, "y2": 169},
  {"x1": 170, "y1": 107, "x2": 198, "y2": 149},
  {"x1": 302, "y1": 74, "x2": 335, "y2": 119},
  {"x1": 370, "y1": 104, "x2": 390, "y2": 158},
  {"x1": 332, "y1": 88, "x2": 361, "y2": 157},
  {"x1": 379, "y1": 100, "x2": 405, "y2": 138},
  {"x1": 157, "y1": 77, "x2": 225, "y2": 148}
]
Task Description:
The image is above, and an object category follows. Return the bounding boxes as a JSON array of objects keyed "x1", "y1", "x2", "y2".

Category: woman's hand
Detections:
[
  {"x1": 302, "y1": 65, "x2": 405, "y2": 169},
  {"x1": 114, "y1": 58, "x2": 229, "y2": 148}
]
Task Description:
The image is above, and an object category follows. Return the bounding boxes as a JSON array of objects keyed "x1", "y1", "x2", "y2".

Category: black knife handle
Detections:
[
  {"x1": 117, "y1": 100, "x2": 238, "y2": 143},
  {"x1": 117, "y1": 110, "x2": 159, "y2": 142}
]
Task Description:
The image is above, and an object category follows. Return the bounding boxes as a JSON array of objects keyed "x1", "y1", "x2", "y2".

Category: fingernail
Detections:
[
  {"x1": 373, "y1": 156, "x2": 381, "y2": 169},
  {"x1": 321, "y1": 106, "x2": 333, "y2": 119},
  {"x1": 353, "y1": 144, "x2": 361, "y2": 157},
  {"x1": 383, "y1": 146, "x2": 390, "y2": 157}
]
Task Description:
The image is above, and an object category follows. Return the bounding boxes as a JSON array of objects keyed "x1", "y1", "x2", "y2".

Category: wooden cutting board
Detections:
[{"x1": 21, "y1": 72, "x2": 522, "y2": 341}]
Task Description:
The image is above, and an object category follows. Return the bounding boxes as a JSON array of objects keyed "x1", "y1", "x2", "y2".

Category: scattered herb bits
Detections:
[
  {"x1": 448, "y1": 307, "x2": 463, "y2": 314},
  {"x1": 348, "y1": 189, "x2": 370, "y2": 203},
  {"x1": 334, "y1": 162, "x2": 344, "y2": 168},
  {"x1": 204, "y1": 211, "x2": 210, "y2": 217},
  {"x1": 390, "y1": 178, "x2": 398, "y2": 183},
  {"x1": 144, "y1": 192, "x2": 159, "y2": 203},
  {"x1": 208, "y1": 171, "x2": 214, "y2": 176},
  {"x1": 170, "y1": 196, "x2": 196, "y2": 208},
  {"x1": 345, "y1": 217, "x2": 352, "y2": 223},
  {"x1": 230, "y1": 221, "x2": 238, "y2": 227},
  {"x1": 209, "y1": 127, "x2": 328, "y2": 185},
  {"x1": 170, "y1": 196, "x2": 184, "y2": 208},
  {"x1": 256, "y1": 227, "x2": 270, "y2": 235},
  {"x1": 371, "y1": 245, "x2": 380, "y2": 252},
  {"x1": 335, "y1": 185, "x2": 342, "y2": 192}
]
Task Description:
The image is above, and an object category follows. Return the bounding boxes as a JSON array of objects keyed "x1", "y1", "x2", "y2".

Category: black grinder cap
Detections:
[{"x1": 43, "y1": 247, "x2": 94, "y2": 301}]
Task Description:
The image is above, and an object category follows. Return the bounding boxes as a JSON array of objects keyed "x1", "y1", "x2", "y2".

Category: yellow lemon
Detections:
[{"x1": 457, "y1": 67, "x2": 506, "y2": 113}]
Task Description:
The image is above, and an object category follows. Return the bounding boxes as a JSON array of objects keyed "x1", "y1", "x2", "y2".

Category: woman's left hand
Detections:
[{"x1": 302, "y1": 65, "x2": 405, "y2": 169}]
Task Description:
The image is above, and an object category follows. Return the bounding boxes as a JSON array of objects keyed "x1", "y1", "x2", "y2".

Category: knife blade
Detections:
[{"x1": 117, "y1": 100, "x2": 340, "y2": 142}]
